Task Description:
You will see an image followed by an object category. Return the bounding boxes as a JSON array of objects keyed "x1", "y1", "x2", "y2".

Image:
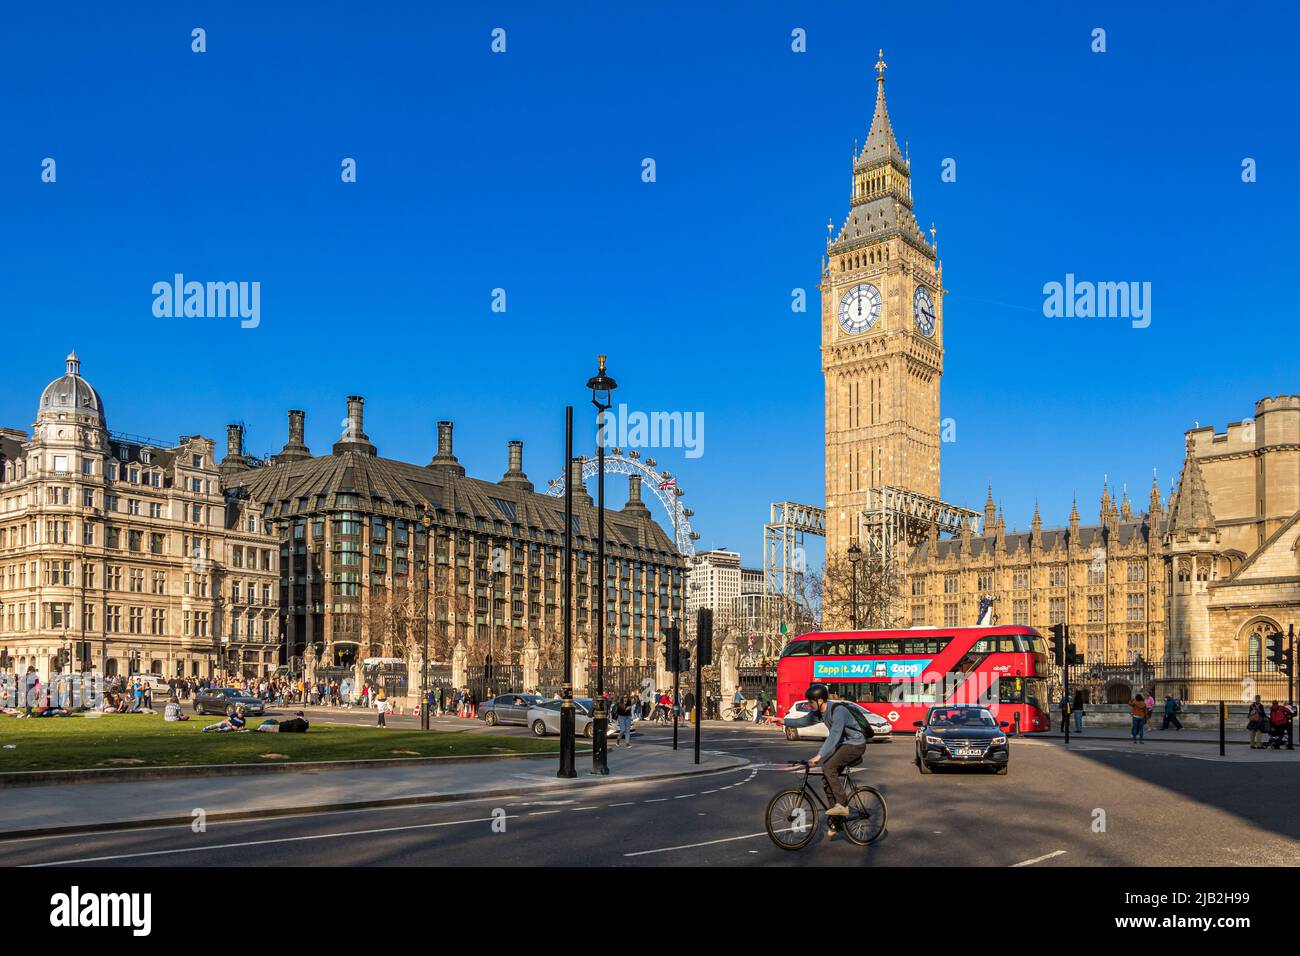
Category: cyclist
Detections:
[
  {"x1": 804, "y1": 683, "x2": 867, "y2": 818},
  {"x1": 732, "y1": 687, "x2": 747, "y2": 720}
]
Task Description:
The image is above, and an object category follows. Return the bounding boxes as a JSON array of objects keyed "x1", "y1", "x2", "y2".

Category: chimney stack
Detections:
[
  {"x1": 219, "y1": 423, "x2": 250, "y2": 478},
  {"x1": 428, "y1": 420, "x2": 465, "y2": 476},
  {"x1": 273, "y1": 409, "x2": 312, "y2": 463},
  {"x1": 622, "y1": 473, "x2": 650, "y2": 518},
  {"x1": 500, "y1": 439, "x2": 533, "y2": 491},
  {"x1": 568, "y1": 457, "x2": 593, "y2": 507},
  {"x1": 332, "y1": 396, "x2": 376, "y2": 456}
]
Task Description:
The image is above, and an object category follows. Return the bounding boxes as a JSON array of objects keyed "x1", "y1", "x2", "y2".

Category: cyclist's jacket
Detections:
[{"x1": 816, "y1": 702, "x2": 867, "y2": 761}]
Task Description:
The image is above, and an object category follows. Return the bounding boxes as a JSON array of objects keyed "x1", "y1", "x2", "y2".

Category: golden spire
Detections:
[{"x1": 875, "y1": 48, "x2": 887, "y2": 86}]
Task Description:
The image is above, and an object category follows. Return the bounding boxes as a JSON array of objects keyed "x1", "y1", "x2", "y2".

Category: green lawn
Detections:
[{"x1": 0, "y1": 713, "x2": 563, "y2": 773}]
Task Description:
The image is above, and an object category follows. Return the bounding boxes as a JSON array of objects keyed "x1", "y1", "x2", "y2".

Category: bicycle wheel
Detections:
[
  {"x1": 842, "y1": 784, "x2": 887, "y2": 846},
  {"x1": 765, "y1": 788, "x2": 818, "y2": 851}
]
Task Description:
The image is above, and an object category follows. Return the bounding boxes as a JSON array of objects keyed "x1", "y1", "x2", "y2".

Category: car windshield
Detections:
[{"x1": 929, "y1": 708, "x2": 995, "y2": 728}]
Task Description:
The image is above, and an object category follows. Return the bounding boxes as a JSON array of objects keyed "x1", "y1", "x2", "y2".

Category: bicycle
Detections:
[
  {"x1": 722, "y1": 704, "x2": 753, "y2": 721},
  {"x1": 765, "y1": 758, "x2": 887, "y2": 849}
]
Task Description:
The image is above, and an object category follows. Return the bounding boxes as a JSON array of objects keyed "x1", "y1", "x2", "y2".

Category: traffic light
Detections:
[
  {"x1": 677, "y1": 649, "x2": 691, "y2": 673},
  {"x1": 1048, "y1": 624, "x2": 1066, "y2": 666},
  {"x1": 1266, "y1": 631, "x2": 1293, "y2": 676},
  {"x1": 1066, "y1": 643, "x2": 1084, "y2": 666},
  {"x1": 696, "y1": 608, "x2": 713, "y2": 667}
]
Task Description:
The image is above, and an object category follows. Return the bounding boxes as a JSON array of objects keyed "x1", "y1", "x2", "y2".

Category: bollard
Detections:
[{"x1": 1219, "y1": 700, "x2": 1225, "y2": 757}]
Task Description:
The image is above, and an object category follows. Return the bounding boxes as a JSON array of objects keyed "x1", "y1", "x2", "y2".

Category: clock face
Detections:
[
  {"x1": 838, "y1": 283, "x2": 882, "y2": 334},
  {"x1": 913, "y1": 285, "x2": 936, "y2": 337}
]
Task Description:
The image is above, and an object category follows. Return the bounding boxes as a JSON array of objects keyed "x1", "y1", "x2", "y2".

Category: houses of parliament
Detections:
[{"x1": 822, "y1": 54, "x2": 1300, "y2": 666}]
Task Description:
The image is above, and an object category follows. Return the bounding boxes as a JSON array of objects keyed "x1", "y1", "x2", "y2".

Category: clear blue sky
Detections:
[{"x1": 2, "y1": 1, "x2": 1296, "y2": 567}]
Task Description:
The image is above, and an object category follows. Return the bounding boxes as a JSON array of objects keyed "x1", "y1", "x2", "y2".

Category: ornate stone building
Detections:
[
  {"x1": 0, "y1": 354, "x2": 685, "y2": 689},
  {"x1": 903, "y1": 396, "x2": 1300, "y2": 667},
  {"x1": 822, "y1": 52, "x2": 944, "y2": 556},
  {"x1": 0, "y1": 353, "x2": 280, "y2": 680}
]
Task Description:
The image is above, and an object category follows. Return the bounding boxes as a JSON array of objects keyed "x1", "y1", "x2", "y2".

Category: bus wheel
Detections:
[{"x1": 784, "y1": 727, "x2": 798, "y2": 741}]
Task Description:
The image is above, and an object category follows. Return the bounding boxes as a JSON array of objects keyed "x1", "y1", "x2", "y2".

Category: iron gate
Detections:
[
  {"x1": 536, "y1": 668, "x2": 565, "y2": 697},
  {"x1": 467, "y1": 662, "x2": 523, "y2": 702},
  {"x1": 738, "y1": 665, "x2": 777, "y2": 702},
  {"x1": 588, "y1": 664, "x2": 656, "y2": 700},
  {"x1": 365, "y1": 662, "x2": 408, "y2": 700}
]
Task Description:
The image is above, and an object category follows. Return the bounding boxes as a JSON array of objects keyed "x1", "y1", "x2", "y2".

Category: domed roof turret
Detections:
[{"x1": 37, "y1": 351, "x2": 106, "y2": 427}]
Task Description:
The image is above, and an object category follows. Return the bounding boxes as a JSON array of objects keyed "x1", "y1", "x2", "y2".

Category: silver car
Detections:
[
  {"x1": 527, "y1": 698, "x2": 600, "y2": 738},
  {"x1": 782, "y1": 699, "x2": 891, "y2": 741}
]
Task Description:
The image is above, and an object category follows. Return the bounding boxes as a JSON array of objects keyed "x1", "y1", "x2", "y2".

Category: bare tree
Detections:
[{"x1": 815, "y1": 552, "x2": 903, "y2": 631}]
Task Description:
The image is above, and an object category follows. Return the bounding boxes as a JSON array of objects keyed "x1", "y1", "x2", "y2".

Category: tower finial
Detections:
[{"x1": 875, "y1": 48, "x2": 887, "y2": 84}]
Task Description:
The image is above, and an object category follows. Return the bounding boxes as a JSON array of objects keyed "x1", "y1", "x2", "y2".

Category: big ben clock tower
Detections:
[{"x1": 822, "y1": 51, "x2": 944, "y2": 557}]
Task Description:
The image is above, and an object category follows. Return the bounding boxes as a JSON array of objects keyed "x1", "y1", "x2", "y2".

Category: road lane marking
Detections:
[
  {"x1": 644, "y1": 798, "x2": 668, "y2": 803},
  {"x1": 607, "y1": 802, "x2": 635, "y2": 807},
  {"x1": 527, "y1": 810, "x2": 563, "y2": 816},
  {"x1": 1011, "y1": 850, "x2": 1066, "y2": 867},
  {"x1": 674, "y1": 794, "x2": 696, "y2": 799},
  {"x1": 625, "y1": 830, "x2": 776, "y2": 857},
  {"x1": 700, "y1": 790, "x2": 717, "y2": 794},
  {"x1": 24, "y1": 814, "x2": 518, "y2": 867},
  {"x1": 571, "y1": 806, "x2": 598, "y2": 811}
]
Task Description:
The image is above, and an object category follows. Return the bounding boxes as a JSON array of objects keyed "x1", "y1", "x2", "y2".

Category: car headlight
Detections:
[
  {"x1": 991, "y1": 735, "x2": 1007, "y2": 746},
  {"x1": 925, "y1": 735, "x2": 945, "y2": 747}
]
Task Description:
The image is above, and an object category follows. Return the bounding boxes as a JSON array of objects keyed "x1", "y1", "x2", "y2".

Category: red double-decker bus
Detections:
[{"x1": 775, "y1": 625, "x2": 1053, "y2": 733}]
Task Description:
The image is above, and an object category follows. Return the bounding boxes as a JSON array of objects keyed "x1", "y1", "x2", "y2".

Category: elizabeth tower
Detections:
[{"x1": 822, "y1": 52, "x2": 944, "y2": 556}]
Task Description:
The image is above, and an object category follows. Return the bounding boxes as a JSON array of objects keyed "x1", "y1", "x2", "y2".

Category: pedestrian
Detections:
[
  {"x1": 1129, "y1": 694, "x2": 1148, "y2": 743},
  {"x1": 1268, "y1": 700, "x2": 1287, "y2": 749},
  {"x1": 376, "y1": 693, "x2": 389, "y2": 728},
  {"x1": 1072, "y1": 689, "x2": 1086, "y2": 734},
  {"x1": 1248, "y1": 695, "x2": 1267, "y2": 749},
  {"x1": 613, "y1": 694, "x2": 633, "y2": 748},
  {"x1": 1143, "y1": 690, "x2": 1155, "y2": 727},
  {"x1": 1161, "y1": 695, "x2": 1183, "y2": 731},
  {"x1": 683, "y1": 689, "x2": 695, "y2": 721},
  {"x1": 1059, "y1": 693, "x2": 1070, "y2": 733},
  {"x1": 22, "y1": 666, "x2": 39, "y2": 716}
]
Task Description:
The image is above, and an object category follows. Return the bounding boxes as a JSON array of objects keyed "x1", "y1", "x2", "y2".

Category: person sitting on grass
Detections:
[
  {"x1": 256, "y1": 711, "x2": 309, "y2": 733},
  {"x1": 202, "y1": 704, "x2": 248, "y2": 732},
  {"x1": 163, "y1": 698, "x2": 188, "y2": 722}
]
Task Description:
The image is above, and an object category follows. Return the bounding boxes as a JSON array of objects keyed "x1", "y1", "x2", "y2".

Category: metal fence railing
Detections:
[{"x1": 1066, "y1": 658, "x2": 1292, "y2": 705}]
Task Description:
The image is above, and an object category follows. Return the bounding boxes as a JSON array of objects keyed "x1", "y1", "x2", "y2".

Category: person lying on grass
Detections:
[
  {"x1": 255, "y1": 711, "x2": 309, "y2": 733},
  {"x1": 201, "y1": 704, "x2": 248, "y2": 732}
]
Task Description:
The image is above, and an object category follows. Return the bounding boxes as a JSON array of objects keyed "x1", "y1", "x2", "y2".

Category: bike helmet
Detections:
[{"x1": 805, "y1": 683, "x2": 830, "y2": 703}]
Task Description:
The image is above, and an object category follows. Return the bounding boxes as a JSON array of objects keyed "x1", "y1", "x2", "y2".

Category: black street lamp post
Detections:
[
  {"x1": 847, "y1": 541, "x2": 862, "y2": 629},
  {"x1": 421, "y1": 512, "x2": 433, "y2": 730},
  {"x1": 587, "y1": 354, "x2": 617, "y2": 776},
  {"x1": 557, "y1": 407, "x2": 577, "y2": 778}
]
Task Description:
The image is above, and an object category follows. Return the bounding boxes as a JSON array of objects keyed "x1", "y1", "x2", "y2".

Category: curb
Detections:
[
  {"x1": 0, "y1": 747, "x2": 592, "y2": 790},
  {"x1": 1039, "y1": 733, "x2": 1258, "y2": 746},
  {"x1": 0, "y1": 755, "x2": 751, "y2": 842}
]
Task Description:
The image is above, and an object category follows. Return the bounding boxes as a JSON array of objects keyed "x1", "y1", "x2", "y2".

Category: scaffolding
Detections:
[
  {"x1": 763, "y1": 501, "x2": 826, "y2": 632},
  {"x1": 858, "y1": 485, "x2": 981, "y2": 622}
]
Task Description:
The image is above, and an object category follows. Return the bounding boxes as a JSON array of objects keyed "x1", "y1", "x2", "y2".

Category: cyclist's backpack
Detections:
[{"x1": 836, "y1": 702, "x2": 875, "y2": 739}]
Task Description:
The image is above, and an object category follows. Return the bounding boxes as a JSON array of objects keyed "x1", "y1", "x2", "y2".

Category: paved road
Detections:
[{"x1": 4, "y1": 723, "x2": 1296, "y2": 867}]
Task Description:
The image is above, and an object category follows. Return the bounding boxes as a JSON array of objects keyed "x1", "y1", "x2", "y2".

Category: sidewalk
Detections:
[
  {"x1": 1038, "y1": 725, "x2": 1272, "y2": 745},
  {"x1": 0, "y1": 744, "x2": 748, "y2": 839}
]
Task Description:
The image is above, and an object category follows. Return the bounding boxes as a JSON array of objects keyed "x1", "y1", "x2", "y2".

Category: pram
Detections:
[{"x1": 1267, "y1": 719, "x2": 1291, "y2": 749}]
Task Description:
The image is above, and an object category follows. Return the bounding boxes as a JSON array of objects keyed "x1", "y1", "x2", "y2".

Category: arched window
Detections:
[
  {"x1": 1243, "y1": 619, "x2": 1280, "y2": 673},
  {"x1": 105, "y1": 658, "x2": 119, "y2": 677}
]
